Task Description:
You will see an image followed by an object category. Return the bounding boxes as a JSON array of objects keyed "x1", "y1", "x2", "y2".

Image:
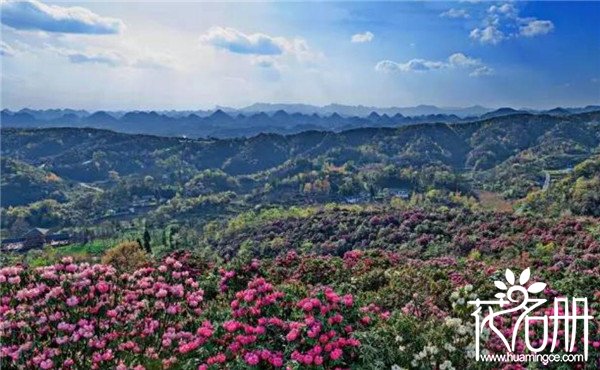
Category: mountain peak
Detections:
[
  {"x1": 272, "y1": 110, "x2": 290, "y2": 119},
  {"x1": 209, "y1": 109, "x2": 232, "y2": 120},
  {"x1": 368, "y1": 111, "x2": 381, "y2": 120}
]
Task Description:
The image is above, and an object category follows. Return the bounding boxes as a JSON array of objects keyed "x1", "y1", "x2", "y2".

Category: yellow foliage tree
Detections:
[{"x1": 101, "y1": 241, "x2": 149, "y2": 272}]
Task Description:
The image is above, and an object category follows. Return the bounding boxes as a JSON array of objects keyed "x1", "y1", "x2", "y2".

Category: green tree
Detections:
[{"x1": 143, "y1": 227, "x2": 152, "y2": 254}]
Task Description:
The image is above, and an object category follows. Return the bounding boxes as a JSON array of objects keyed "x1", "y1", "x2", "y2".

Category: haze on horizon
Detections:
[{"x1": 1, "y1": 1, "x2": 599, "y2": 111}]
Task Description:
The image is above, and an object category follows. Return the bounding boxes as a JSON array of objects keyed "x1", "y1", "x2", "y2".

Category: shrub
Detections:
[{"x1": 101, "y1": 241, "x2": 149, "y2": 272}]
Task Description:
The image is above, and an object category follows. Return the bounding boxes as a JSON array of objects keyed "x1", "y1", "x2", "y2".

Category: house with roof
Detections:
[{"x1": 1, "y1": 228, "x2": 71, "y2": 252}]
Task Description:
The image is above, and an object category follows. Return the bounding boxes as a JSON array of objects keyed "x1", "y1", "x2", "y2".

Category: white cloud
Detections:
[
  {"x1": 440, "y1": 9, "x2": 470, "y2": 19},
  {"x1": 376, "y1": 53, "x2": 492, "y2": 77},
  {"x1": 470, "y1": 26, "x2": 505, "y2": 45},
  {"x1": 449, "y1": 53, "x2": 493, "y2": 76},
  {"x1": 46, "y1": 45, "x2": 123, "y2": 66},
  {"x1": 1, "y1": 41, "x2": 17, "y2": 57},
  {"x1": 288, "y1": 38, "x2": 322, "y2": 65},
  {"x1": 351, "y1": 31, "x2": 374, "y2": 43},
  {"x1": 470, "y1": 3, "x2": 553, "y2": 45},
  {"x1": 469, "y1": 66, "x2": 494, "y2": 77},
  {"x1": 132, "y1": 53, "x2": 178, "y2": 70},
  {"x1": 199, "y1": 26, "x2": 322, "y2": 68},
  {"x1": 520, "y1": 20, "x2": 554, "y2": 37},
  {"x1": 199, "y1": 26, "x2": 285, "y2": 55},
  {"x1": 0, "y1": 0, "x2": 124, "y2": 34},
  {"x1": 67, "y1": 51, "x2": 121, "y2": 66},
  {"x1": 488, "y1": 3, "x2": 517, "y2": 18},
  {"x1": 375, "y1": 59, "x2": 445, "y2": 73},
  {"x1": 251, "y1": 56, "x2": 277, "y2": 69},
  {"x1": 374, "y1": 60, "x2": 399, "y2": 73},
  {"x1": 45, "y1": 44, "x2": 175, "y2": 69},
  {"x1": 448, "y1": 53, "x2": 480, "y2": 67}
]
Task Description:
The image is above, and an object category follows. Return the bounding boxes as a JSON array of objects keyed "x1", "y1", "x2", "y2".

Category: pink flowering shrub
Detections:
[
  {"x1": 0, "y1": 255, "x2": 383, "y2": 369},
  {"x1": 0, "y1": 256, "x2": 208, "y2": 369},
  {"x1": 2, "y1": 215, "x2": 600, "y2": 370}
]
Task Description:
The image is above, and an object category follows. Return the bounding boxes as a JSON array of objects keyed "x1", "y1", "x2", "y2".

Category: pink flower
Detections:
[
  {"x1": 271, "y1": 356, "x2": 283, "y2": 367},
  {"x1": 66, "y1": 296, "x2": 79, "y2": 307},
  {"x1": 166, "y1": 304, "x2": 180, "y2": 315},
  {"x1": 302, "y1": 354, "x2": 313, "y2": 365},
  {"x1": 330, "y1": 348, "x2": 343, "y2": 360},
  {"x1": 63, "y1": 359, "x2": 74, "y2": 367},
  {"x1": 286, "y1": 329, "x2": 299, "y2": 342},
  {"x1": 207, "y1": 353, "x2": 226, "y2": 364},
  {"x1": 244, "y1": 352, "x2": 260, "y2": 365},
  {"x1": 342, "y1": 294, "x2": 353, "y2": 307},
  {"x1": 301, "y1": 301, "x2": 313, "y2": 311},
  {"x1": 96, "y1": 282, "x2": 109, "y2": 294},
  {"x1": 197, "y1": 326, "x2": 209, "y2": 336},
  {"x1": 102, "y1": 350, "x2": 114, "y2": 361},
  {"x1": 223, "y1": 321, "x2": 240, "y2": 332},
  {"x1": 40, "y1": 359, "x2": 53, "y2": 369},
  {"x1": 65, "y1": 264, "x2": 78, "y2": 273},
  {"x1": 155, "y1": 289, "x2": 168, "y2": 298}
]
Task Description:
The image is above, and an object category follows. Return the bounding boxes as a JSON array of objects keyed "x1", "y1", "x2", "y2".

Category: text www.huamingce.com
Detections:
[{"x1": 479, "y1": 352, "x2": 585, "y2": 364}]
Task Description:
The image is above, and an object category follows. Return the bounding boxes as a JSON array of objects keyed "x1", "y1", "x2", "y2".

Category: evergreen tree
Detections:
[{"x1": 143, "y1": 228, "x2": 152, "y2": 254}]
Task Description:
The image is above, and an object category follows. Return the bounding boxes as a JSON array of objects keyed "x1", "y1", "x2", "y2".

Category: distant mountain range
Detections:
[
  {"x1": 232, "y1": 103, "x2": 493, "y2": 117},
  {"x1": 2, "y1": 104, "x2": 599, "y2": 139}
]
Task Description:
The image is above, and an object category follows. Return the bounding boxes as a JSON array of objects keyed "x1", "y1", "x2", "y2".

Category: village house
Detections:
[{"x1": 1, "y1": 228, "x2": 71, "y2": 253}]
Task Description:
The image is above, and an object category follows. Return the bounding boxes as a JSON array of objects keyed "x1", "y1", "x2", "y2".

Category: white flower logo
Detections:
[
  {"x1": 493, "y1": 268, "x2": 546, "y2": 300},
  {"x1": 469, "y1": 267, "x2": 591, "y2": 362}
]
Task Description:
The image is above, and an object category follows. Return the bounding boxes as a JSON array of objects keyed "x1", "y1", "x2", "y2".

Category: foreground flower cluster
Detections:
[
  {"x1": 2, "y1": 234, "x2": 600, "y2": 369},
  {"x1": 0, "y1": 255, "x2": 385, "y2": 369}
]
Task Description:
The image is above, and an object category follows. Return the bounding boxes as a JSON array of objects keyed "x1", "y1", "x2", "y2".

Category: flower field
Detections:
[
  {"x1": 1, "y1": 253, "x2": 388, "y2": 369},
  {"x1": 2, "y1": 209, "x2": 600, "y2": 369}
]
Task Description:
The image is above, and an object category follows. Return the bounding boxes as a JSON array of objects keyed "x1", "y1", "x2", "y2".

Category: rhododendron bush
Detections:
[
  {"x1": 0, "y1": 254, "x2": 386, "y2": 369},
  {"x1": 2, "y1": 219, "x2": 600, "y2": 369}
]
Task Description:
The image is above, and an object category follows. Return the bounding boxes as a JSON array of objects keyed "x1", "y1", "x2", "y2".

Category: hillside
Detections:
[
  {"x1": 199, "y1": 205, "x2": 600, "y2": 261},
  {"x1": 2, "y1": 112, "x2": 599, "y2": 177},
  {"x1": 519, "y1": 156, "x2": 600, "y2": 216},
  {"x1": 0, "y1": 157, "x2": 68, "y2": 206},
  {"x1": 1, "y1": 111, "x2": 599, "y2": 235}
]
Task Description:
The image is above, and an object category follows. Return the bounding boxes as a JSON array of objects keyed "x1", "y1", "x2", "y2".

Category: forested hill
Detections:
[
  {"x1": 2, "y1": 111, "x2": 599, "y2": 232},
  {"x1": 2, "y1": 112, "x2": 599, "y2": 182}
]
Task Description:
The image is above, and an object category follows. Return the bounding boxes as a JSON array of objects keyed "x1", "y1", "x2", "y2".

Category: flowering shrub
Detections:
[
  {"x1": 2, "y1": 207, "x2": 600, "y2": 369},
  {"x1": 0, "y1": 255, "x2": 385, "y2": 369}
]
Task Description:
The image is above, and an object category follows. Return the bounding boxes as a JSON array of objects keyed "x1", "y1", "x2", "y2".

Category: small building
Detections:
[
  {"x1": 132, "y1": 195, "x2": 157, "y2": 207},
  {"x1": 22, "y1": 228, "x2": 50, "y2": 249},
  {"x1": 0, "y1": 237, "x2": 25, "y2": 252},
  {"x1": 47, "y1": 233, "x2": 71, "y2": 247},
  {"x1": 388, "y1": 188, "x2": 411, "y2": 199},
  {"x1": 344, "y1": 192, "x2": 370, "y2": 204},
  {"x1": 1, "y1": 228, "x2": 71, "y2": 253}
]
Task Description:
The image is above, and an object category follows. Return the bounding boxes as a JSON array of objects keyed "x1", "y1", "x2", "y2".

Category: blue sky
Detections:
[{"x1": 1, "y1": 1, "x2": 599, "y2": 110}]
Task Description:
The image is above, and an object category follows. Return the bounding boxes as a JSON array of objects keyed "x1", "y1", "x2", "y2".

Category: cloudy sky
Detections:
[{"x1": 1, "y1": 1, "x2": 599, "y2": 110}]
